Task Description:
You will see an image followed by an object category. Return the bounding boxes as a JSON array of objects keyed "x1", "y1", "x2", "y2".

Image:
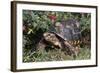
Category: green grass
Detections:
[
  {"x1": 75, "y1": 47, "x2": 91, "y2": 60},
  {"x1": 23, "y1": 47, "x2": 91, "y2": 62}
]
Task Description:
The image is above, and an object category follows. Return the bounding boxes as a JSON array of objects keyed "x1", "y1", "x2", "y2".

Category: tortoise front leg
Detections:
[{"x1": 63, "y1": 41, "x2": 80, "y2": 58}]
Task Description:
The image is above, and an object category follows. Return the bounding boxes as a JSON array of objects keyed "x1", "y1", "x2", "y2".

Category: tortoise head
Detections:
[{"x1": 43, "y1": 32, "x2": 62, "y2": 48}]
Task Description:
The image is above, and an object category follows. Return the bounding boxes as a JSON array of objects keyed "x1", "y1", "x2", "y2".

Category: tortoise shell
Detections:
[{"x1": 49, "y1": 19, "x2": 81, "y2": 41}]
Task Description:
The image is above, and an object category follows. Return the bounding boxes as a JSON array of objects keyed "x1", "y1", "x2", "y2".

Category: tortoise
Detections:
[{"x1": 36, "y1": 19, "x2": 82, "y2": 57}]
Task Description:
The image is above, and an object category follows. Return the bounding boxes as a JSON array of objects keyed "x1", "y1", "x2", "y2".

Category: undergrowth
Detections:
[{"x1": 23, "y1": 47, "x2": 91, "y2": 62}]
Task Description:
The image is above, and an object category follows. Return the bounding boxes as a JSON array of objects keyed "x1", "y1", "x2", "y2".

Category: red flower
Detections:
[{"x1": 48, "y1": 15, "x2": 56, "y2": 20}]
